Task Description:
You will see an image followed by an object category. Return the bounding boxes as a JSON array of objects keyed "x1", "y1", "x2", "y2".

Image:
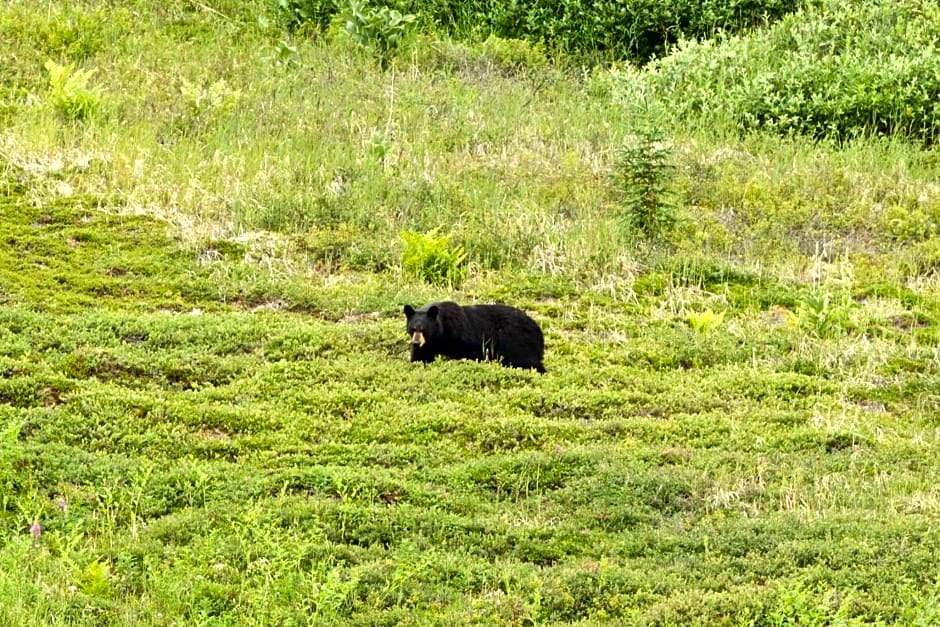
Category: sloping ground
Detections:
[
  {"x1": 1, "y1": 0, "x2": 940, "y2": 623},
  {"x1": 2, "y1": 178, "x2": 940, "y2": 624}
]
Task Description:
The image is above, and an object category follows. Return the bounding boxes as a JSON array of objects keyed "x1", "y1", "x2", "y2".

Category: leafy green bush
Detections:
[
  {"x1": 400, "y1": 228, "x2": 466, "y2": 286},
  {"x1": 473, "y1": 0, "x2": 801, "y2": 63},
  {"x1": 687, "y1": 309, "x2": 725, "y2": 335},
  {"x1": 176, "y1": 77, "x2": 241, "y2": 134},
  {"x1": 271, "y1": 0, "x2": 339, "y2": 32},
  {"x1": 610, "y1": 129, "x2": 677, "y2": 241},
  {"x1": 272, "y1": 0, "x2": 801, "y2": 63},
  {"x1": 44, "y1": 59, "x2": 101, "y2": 121},
  {"x1": 344, "y1": 0, "x2": 417, "y2": 68},
  {"x1": 476, "y1": 34, "x2": 546, "y2": 74},
  {"x1": 795, "y1": 289, "x2": 857, "y2": 339},
  {"x1": 629, "y1": 0, "x2": 940, "y2": 143}
]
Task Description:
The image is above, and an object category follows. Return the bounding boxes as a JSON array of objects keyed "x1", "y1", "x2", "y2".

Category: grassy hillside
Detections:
[
  {"x1": 626, "y1": 0, "x2": 940, "y2": 143},
  {"x1": 2, "y1": 0, "x2": 940, "y2": 624}
]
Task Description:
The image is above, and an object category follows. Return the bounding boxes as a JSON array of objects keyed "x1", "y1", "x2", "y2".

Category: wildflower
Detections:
[{"x1": 30, "y1": 521, "x2": 42, "y2": 541}]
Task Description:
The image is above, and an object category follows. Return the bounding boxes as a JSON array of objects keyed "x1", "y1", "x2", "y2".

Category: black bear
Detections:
[{"x1": 403, "y1": 301, "x2": 545, "y2": 373}]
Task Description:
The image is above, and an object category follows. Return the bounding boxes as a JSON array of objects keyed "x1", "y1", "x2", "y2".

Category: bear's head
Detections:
[{"x1": 403, "y1": 304, "x2": 441, "y2": 349}]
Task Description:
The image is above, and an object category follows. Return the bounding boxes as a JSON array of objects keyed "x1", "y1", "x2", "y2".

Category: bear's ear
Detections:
[
  {"x1": 403, "y1": 304, "x2": 415, "y2": 317},
  {"x1": 427, "y1": 305, "x2": 439, "y2": 319}
]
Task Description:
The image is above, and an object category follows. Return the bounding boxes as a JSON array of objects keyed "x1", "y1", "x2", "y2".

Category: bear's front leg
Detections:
[{"x1": 410, "y1": 345, "x2": 435, "y2": 363}]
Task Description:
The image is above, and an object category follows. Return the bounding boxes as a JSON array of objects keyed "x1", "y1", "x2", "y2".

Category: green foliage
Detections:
[
  {"x1": 900, "y1": 578, "x2": 940, "y2": 625},
  {"x1": 177, "y1": 77, "x2": 241, "y2": 134},
  {"x1": 6, "y1": 4, "x2": 109, "y2": 63},
  {"x1": 43, "y1": 59, "x2": 101, "y2": 121},
  {"x1": 766, "y1": 580, "x2": 858, "y2": 626},
  {"x1": 271, "y1": 0, "x2": 800, "y2": 63},
  {"x1": 400, "y1": 228, "x2": 466, "y2": 286},
  {"x1": 0, "y1": 419, "x2": 23, "y2": 509},
  {"x1": 0, "y1": 197, "x2": 228, "y2": 312},
  {"x1": 475, "y1": 34, "x2": 547, "y2": 74},
  {"x1": 611, "y1": 130, "x2": 678, "y2": 240},
  {"x1": 687, "y1": 308, "x2": 725, "y2": 334},
  {"x1": 344, "y1": 0, "x2": 417, "y2": 68},
  {"x1": 633, "y1": 0, "x2": 940, "y2": 143},
  {"x1": 882, "y1": 202, "x2": 940, "y2": 244},
  {"x1": 474, "y1": 0, "x2": 801, "y2": 63},
  {"x1": 795, "y1": 289, "x2": 856, "y2": 339},
  {"x1": 77, "y1": 560, "x2": 112, "y2": 598},
  {"x1": 265, "y1": 39, "x2": 301, "y2": 68},
  {"x1": 272, "y1": 0, "x2": 339, "y2": 32},
  {"x1": 180, "y1": 78, "x2": 241, "y2": 119}
]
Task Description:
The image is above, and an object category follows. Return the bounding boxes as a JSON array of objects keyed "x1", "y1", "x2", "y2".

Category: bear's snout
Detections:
[{"x1": 411, "y1": 330, "x2": 426, "y2": 347}]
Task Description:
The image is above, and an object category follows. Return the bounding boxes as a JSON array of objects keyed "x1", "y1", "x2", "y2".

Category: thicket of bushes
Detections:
[
  {"x1": 623, "y1": 0, "x2": 940, "y2": 144},
  {"x1": 273, "y1": 0, "x2": 803, "y2": 63},
  {"x1": 272, "y1": 0, "x2": 939, "y2": 144}
]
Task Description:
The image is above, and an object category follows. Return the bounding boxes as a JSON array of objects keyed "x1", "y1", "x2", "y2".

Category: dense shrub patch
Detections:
[
  {"x1": 273, "y1": 0, "x2": 802, "y2": 62},
  {"x1": 627, "y1": 0, "x2": 940, "y2": 143}
]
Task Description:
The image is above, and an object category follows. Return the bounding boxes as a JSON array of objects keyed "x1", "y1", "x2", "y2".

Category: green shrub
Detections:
[
  {"x1": 630, "y1": 0, "x2": 940, "y2": 143},
  {"x1": 44, "y1": 59, "x2": 101, "y2": 121},
  {"x1": 271, "y1": 0, "x2": 339, "y2": 32},
  {"x1": 766, "y1": 580, "x2": 858, "y2": 626},
  {"x1": 274, "y1": 0, "x2": 801, "y2": 63},
  {"x1": 610, "y1": 129, "x2": 677, "y2": 241},
  {"x1": 795, "y1": 289, "x2": 856, "y2": 339},
  {"x1": 475, "y1": 35, "x2": 547, "y2": 74},
  {"x1": 344, "y1": 0, "x2": 417, "y2": 68},
  {"x1": 687, "y1": 309, "x2": 725, "y2": 335},
  {"x1": 478, "y1": 0, "x2": 801, "y2": 63},
  {"x1": 400, "y1": 228, "x2": 466, "y2": 286}
]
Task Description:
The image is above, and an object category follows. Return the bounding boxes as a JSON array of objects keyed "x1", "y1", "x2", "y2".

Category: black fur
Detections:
[{"x1": 403, "y1": 301, "x2": 545, "y2": 373}]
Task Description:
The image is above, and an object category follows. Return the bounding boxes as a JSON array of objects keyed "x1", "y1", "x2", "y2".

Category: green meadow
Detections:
[{"x1": 1, "y1": 0, "x2": 939, "y2": 623}]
